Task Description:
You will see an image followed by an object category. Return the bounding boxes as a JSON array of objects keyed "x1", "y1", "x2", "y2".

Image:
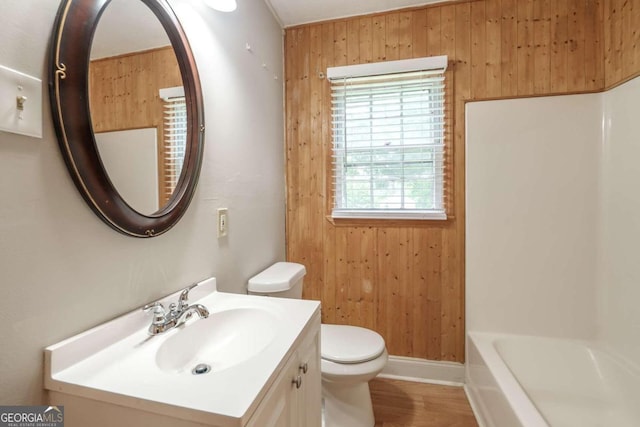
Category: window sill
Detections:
[
  {"x1": 326, "y1": 214, "x2": 454, "y2": 228},
  {"x1": 332, "y1": 210, "x2": 447, "y2": 221}
]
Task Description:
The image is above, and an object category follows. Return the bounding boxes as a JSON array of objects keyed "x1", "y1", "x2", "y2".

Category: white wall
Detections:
[
  {"x1": 466, "y1": 94, "x2": 601, "y2": 339},
  {"x1": 0, "y1": 0, "x2": 285, "y2": 405},
  {"x1": 95, "y1": 128, "x2": 159, "y2": 214},
  {"x1": 599, "y1": 77, "x2": 640, "y2": 367}
]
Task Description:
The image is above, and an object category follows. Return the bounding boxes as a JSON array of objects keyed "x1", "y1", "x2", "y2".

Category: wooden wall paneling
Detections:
[
  {"x1": 359, "y1": 16, "x2": 374, "y2": 64},
  {"x1": 426, "y1": 7, "x2": 442, "y2": 57},
  {"x1": 611, "y1": 0, "x2": 623, "y2": 85},
  {"x1": 452, "y1": 0, "x2": 468, "y2": 193},
  {"x1": 347, "y1": 19, "x2": 360, "y2": 65},
  {"x1": 411, "y1": 228, "x2": 443, "y2": 360},
  {"x1": 327, "y1": 21, "x2": 348, "y2": 321},
  {"x1": 334, "y1": 21, "x2": 348, "y2": 66},
  {"x1": 373, "y1": 15, "x2": 387, "y2": 61},
  {"x1": 346, "y1": 229, "x2": 362, "y2": 327},
  {"x1": 335, "y1": 227, "x2": 350, "y2": 323},
  {"x1": 285, "y1": 0, "x2": 609, "y2": 363},
  {"x1": 625, "y1": 0, "x2": 638, "y2": 77},
  {"x1": 442, "y1": 5, "x2": 457, "y2": 59},
  {"x1": 307, "y1": 25, "x2": 325, "y2": 302},
  {"x1": 284, "y1": 29, "x2": 298, "y2": 218},
  {"x1": 585, "y1": 0, "x2": 604, "y2": 90},
  {"x1": 412, "y1": 9, "x2": 428, "y2": 58},
  {"x1": 377, "y1": 228, "x2": 413, "y2": 356},
  {"x1": 470, "y1": 1, "x2": 487, "y2": 99},
  {"x1": 398, "y1": 228, "x2": 414, "y2": 356},
  {"x1": 442, "y1": 6, "x2": 459, "y2": 361},
  {"x1": 533, "y1": 0, "x2": 551, "y2": 94},
  {"x1": 321, "y1": 22, "x2": 337, "y2": 324},
  {"x1": 633, "y1": 0, "x2": 640, "y2": 78},
  {"x1": 604, "y1": 0, "x2": 614, "y2": 87},
  {"x1": 362, "y1": 228, "x2": 379, "y2": 330},
  {"x1": 386, "y1": 13, "x2": 400, "y2": 61},
  {"x1": 349, "y1": 228, "x2": 378, "y2": 329},
  {"x1": 398, "y1": 12, "x2": 414, "y2": 59},
  {"x1": 567, "y1": 0, "x2": 587, "y2": 91},
  {"x1": 294, "y1": 26, "x2": 313, "y2": 282},
  {"x1": 285, "y1": 28, "x2": 309, "y2": 295},
  {"x1": 620, "y1": 0, "x2": 632, "y2": 78},
  {"x1": 485, "y1": 0, "x2": 502, "y2": 98},
  {"x1": 517, "y1": 0, "x2": 535, "y2": 95},
  {"x1": 550, "y1": 0, "x2": 569, "y2": 93},
  {"x1": 284, "y1": 28, "x2": 298, "y2": 261},
  {"x1": 500, "y1": 0, "x2": 518, "y2": 96}
]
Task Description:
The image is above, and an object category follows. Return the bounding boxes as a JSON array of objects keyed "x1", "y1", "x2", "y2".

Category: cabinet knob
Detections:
[
  {"x1": 292, "y1": 375, "x2": 302, "y2": 389},
  {"x1": 299, "y1": 363, "x2": 308, "y2": 374}
]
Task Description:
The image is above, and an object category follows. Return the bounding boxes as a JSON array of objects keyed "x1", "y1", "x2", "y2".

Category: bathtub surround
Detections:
[
  {"x1": 466, "y1": 77, "x2": 640, "y2": 426},
  {"x1": 0, "y1": 0, "x2": 284, "y2": 405},
  {"x1": 466, "y1": 76, "x2": 640, "y2": 366},
  {"x1": 599, "y1": 76, "x2": 640, "y2": 368},
  {"x1": 466, "y1": 92, "x2": 602, "y2": 339}
]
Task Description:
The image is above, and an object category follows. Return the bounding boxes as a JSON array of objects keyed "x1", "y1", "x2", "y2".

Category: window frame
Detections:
[{"x1": 327, "y1": 56, "x2": 449, "y2": 222}]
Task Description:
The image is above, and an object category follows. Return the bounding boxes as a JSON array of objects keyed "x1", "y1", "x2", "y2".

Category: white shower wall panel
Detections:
[{"x1": 466, "y1": 93, "x2": 602, "y2": 339}]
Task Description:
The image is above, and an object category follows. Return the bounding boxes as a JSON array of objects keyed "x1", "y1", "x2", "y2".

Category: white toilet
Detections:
[{"x1": 248, "y1": 262, "x2": 388, "y2": 427}]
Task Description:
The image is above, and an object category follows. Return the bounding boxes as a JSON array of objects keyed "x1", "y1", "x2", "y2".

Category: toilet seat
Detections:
[{"x1": 321, "y1": 324, "x2": 385, "y2": 364}]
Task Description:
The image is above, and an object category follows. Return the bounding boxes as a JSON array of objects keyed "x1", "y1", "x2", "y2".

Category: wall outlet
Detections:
[{"x1": 217, "y1": 208, "x2": 228, "y2": 238}]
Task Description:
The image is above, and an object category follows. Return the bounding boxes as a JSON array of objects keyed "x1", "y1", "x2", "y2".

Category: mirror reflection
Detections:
[{"x1": 89, "y1": 0, "x2": 186, "y2": 215}]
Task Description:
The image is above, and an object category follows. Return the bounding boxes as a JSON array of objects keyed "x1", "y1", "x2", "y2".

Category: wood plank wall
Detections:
[
  {"x1": 89, "y1": 46, "x2": 181, "y2": 204},
  {"x1": 604, "y1": 0, "x2": 640, "y2": 87},
  {"x1": 284, "y1": 0, "x2": 604, "y2": 362}
]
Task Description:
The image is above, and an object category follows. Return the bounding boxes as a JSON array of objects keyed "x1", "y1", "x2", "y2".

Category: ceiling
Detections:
[
  {"x1": 265, "y1": 0, "x2": 448, "y2": 28},
  {"x1": 91, "y1": 0, "x2": 170, "y2": 59}
]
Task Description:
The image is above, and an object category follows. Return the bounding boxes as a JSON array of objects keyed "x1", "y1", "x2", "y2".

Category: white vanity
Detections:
[{"x1": 44, "y1": 278, "x2": 321, "y2": 427}]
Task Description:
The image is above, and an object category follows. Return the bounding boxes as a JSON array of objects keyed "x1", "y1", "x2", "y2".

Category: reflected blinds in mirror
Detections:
[{"x1": 161, "y1": 87, "x2": 187, "y2": 205}]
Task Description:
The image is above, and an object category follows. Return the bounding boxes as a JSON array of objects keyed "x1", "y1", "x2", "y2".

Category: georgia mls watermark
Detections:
[{"x1": 0, "y1": 406, "x2": 64, "y2": 427}]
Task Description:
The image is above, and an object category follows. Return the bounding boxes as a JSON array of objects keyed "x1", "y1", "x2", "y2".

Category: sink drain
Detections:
[{"x1": 192, "y1": 363, "x2": 212, "y2": 375}]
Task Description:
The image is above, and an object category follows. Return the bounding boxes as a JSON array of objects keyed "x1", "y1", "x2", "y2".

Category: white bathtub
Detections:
[{"x1": 465, "y1": 332, "x2": 640, "y2": 427}]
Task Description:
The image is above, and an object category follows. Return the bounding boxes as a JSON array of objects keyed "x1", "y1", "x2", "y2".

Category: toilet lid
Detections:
[{"x1": 321, "y1": 324, "x2": 386, "y2": 364}]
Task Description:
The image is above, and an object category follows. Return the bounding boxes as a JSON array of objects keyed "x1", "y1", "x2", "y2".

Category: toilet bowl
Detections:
[
  {"x1": 321, "y1": 324, "x2": 388, "y2": 427},
  {"x1": 248, "y1": 262, "x2": 388, "y2": 427}
]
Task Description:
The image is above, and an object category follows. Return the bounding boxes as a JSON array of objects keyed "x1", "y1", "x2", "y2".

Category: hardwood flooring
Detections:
[{"x1": 370, "y1": 378, "x2": 479, "y2": 427}]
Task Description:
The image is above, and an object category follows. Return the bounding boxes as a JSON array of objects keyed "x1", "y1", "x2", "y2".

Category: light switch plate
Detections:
[
  {"x1": 217, "y1": 208, "x2": 228, "y2": 238},
  {"x1": 0, "y1": 65, "x2": 42, "y2": 138}
]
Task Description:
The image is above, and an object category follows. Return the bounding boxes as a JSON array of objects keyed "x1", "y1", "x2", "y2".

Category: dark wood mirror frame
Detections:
[{"x1": 49, "y1": 0, "x2": 205, "y2": 238}]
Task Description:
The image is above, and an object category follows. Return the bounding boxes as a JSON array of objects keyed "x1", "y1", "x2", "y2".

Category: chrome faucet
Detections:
[{"x1": 143, "y1": 284, "x2": 210, "y2": 335}]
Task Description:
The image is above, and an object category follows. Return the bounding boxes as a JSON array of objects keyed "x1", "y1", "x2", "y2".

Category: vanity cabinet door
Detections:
[
  {"x1": 245, "y1": 314, "x2": 321, "y2": 427},
  {"x1": 246, "y1": 353, "x2": 298, "y2": 427},
  {"x1": 296, "y1": 329, "x2": 321, "y2": 427}
]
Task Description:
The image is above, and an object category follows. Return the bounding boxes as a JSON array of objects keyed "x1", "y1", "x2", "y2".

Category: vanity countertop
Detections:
[{"x1": 44, "y1": 278, "x2": 321, "y2": 427}]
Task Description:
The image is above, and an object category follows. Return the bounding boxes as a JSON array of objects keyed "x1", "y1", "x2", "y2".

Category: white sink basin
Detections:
[
  {"x1": 44, "y1": 278, "x2": 321, "y2": 426},
  {"x1": 155, "y1": 307, "x2": 277, "y2": 374}
]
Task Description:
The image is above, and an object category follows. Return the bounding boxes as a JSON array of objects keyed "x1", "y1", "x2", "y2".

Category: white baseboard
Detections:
[{"x1": 377, "y1": 355, "x2": 465, "y2": 386}]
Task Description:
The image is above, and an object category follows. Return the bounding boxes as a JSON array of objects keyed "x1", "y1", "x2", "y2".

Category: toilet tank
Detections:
[{"x1": 247, "y1": 262, "x2": 306, "y2": 299}]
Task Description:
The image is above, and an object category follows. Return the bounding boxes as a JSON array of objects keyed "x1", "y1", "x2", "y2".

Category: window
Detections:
[
  {"x1": 160, "y1": 86, "x2": 187, "y2": 205},
  {"x1": 328, "y1": 56, "x2": 447, "y2": 220}
]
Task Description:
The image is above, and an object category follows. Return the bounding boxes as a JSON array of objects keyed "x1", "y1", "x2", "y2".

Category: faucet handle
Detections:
[
  {"x1": 178, "y1": 284, "x2": 197, "y2": 310},
  {"x1": 143, "y1": 302, "x2": 166, "y2": 326}
]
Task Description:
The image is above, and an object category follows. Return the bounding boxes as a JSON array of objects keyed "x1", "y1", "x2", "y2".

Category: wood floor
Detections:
[{"x1": 370, "y1": 378, "x2": 479, "y2": 427}]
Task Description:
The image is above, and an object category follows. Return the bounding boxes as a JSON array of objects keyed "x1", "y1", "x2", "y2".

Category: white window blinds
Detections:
[
  {"x1": 160, "y1": 87, "x2": 187, "y2": 203},
  {"x1": 328, "y1": 56, "x2": 447, "y2": 220}
]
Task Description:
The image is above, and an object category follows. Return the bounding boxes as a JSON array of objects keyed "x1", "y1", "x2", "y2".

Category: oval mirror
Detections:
[{"x1": 49, "y1": 0, "x2": 204, "y2": 237}]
